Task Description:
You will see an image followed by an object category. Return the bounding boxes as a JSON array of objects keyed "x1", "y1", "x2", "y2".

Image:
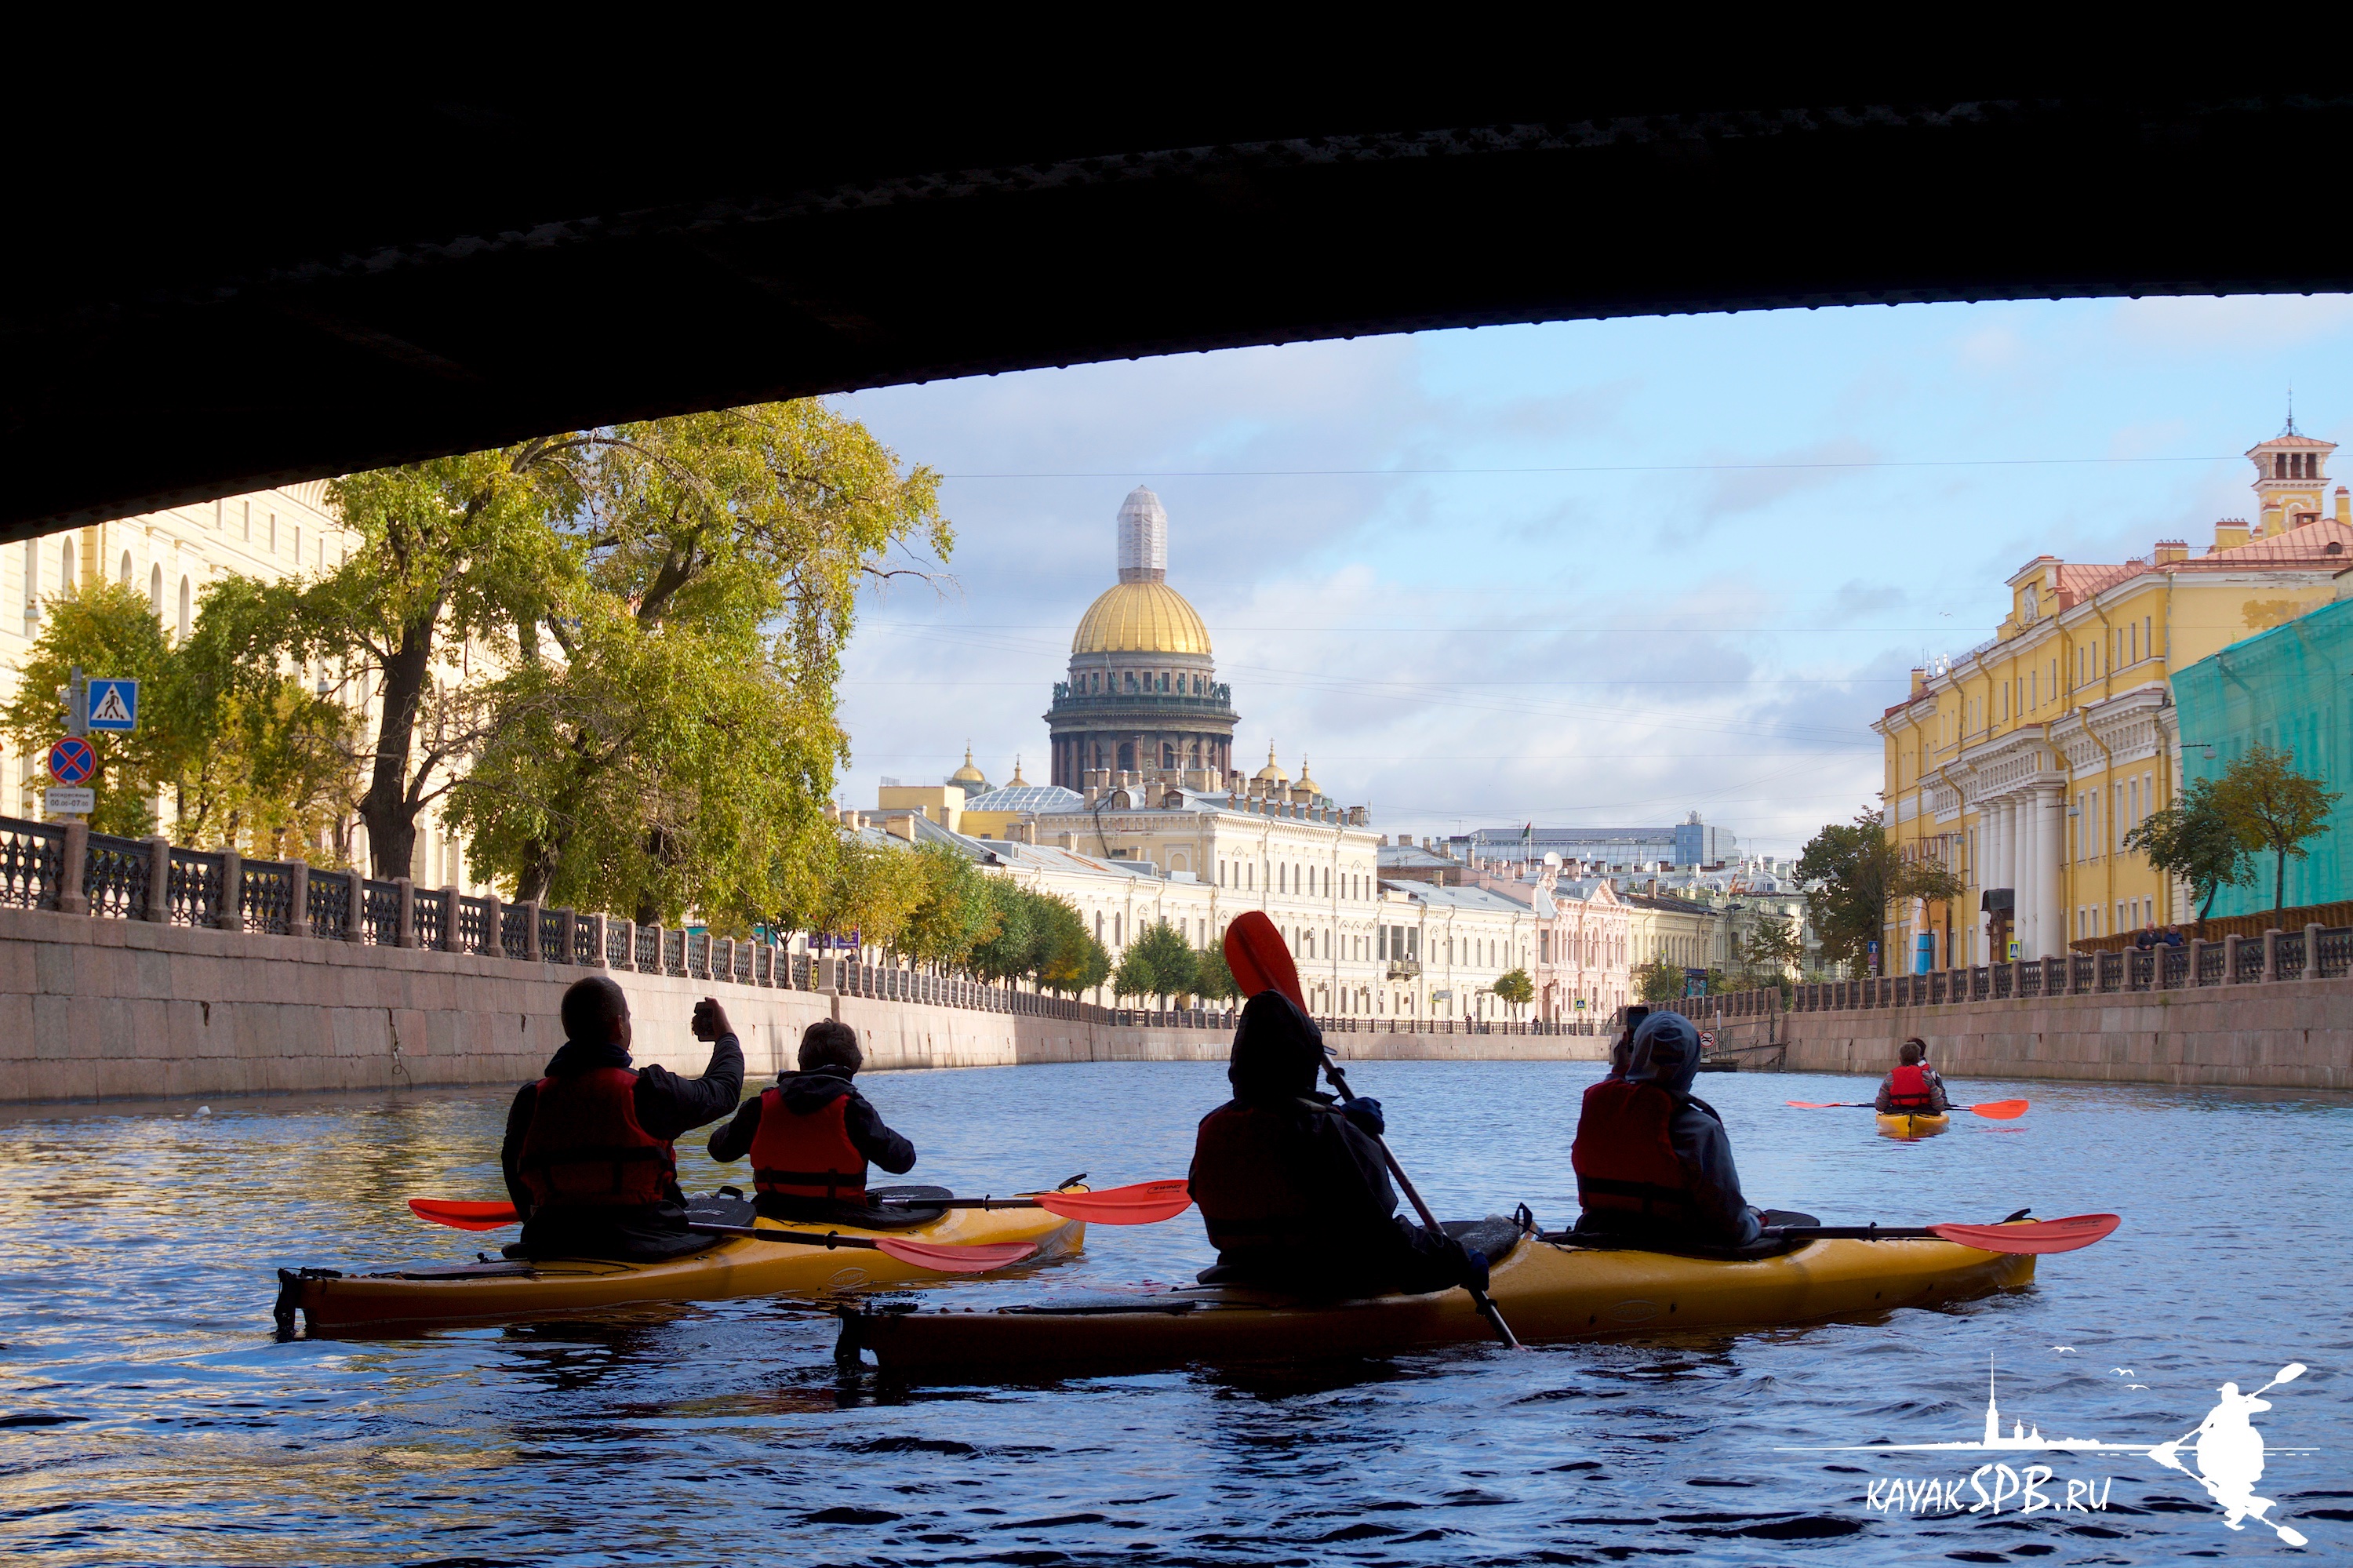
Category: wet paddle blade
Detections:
[
  {"x1": 1224, "y1": 911, "x2": 1304, "y2": 1009},
  {"x1": 410, "y1": 1199, "x2": 520, "y2": 1230},
  {"x1": 1967, "y1": 1099, "x2": 2031, "y2": 1119},
  {"x1": 1929, "y1": 1213, "x2": 2119, "y2": 1254},
  {"x1": 1784, "y1": 1101, "x2": 1866, "y2": 1109},
  {"x1": 872, "y1": 1237, "x2": 1036, "y2": 1274},
  {"x1": 1036, "y1": 1180, "x2": 1191, "y2": 1224}
]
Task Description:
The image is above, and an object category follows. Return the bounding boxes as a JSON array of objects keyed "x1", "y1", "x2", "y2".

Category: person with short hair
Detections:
[
  {"x1": 1571, "y1": 1011, "x2": 1767, "y2": 1249},
  {"x1": 502, "y1": 979, "x2": 744, "y2": 1260},
  {"x1": 707, "y1": 1020, "x2": 916, "y2": 1219},
  {"x1": 1874, "y1": 1037, "x2": 1951, "y2": 1115}
]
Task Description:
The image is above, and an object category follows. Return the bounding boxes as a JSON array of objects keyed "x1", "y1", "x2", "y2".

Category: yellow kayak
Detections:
[
  {"x1": 277, "y1": 1195, "x2": 1083, "y2": 1336},
  {"x1": 849, "y1": 1224, "x2": 2034, "y2": 1378},
  {"x1": 1877, "y1": 1112, "x2": 1951, "y2": 1140}
]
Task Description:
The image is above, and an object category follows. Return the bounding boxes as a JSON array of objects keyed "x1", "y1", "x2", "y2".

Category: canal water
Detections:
[{"x1": 2, "y1": 1058, "x2": 2346, "y2": 1565}]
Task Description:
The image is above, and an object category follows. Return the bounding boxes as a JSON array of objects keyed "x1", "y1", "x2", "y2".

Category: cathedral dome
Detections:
[
  {"x1": 1253, "y1": 742, "x2": 1288, "y2": 784},
  {"x1": 1071, "y1": 580, "x2": 1213, "y2": 657}
]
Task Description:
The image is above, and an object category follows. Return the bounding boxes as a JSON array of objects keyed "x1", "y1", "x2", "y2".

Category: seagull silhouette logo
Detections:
[
  {"x1": 2112, "y1": 1368, "x2": 2135, "y2": 1377},
  {"x1": 2052, "y1": 1346, "x2": 2077, "y2": 1354}
]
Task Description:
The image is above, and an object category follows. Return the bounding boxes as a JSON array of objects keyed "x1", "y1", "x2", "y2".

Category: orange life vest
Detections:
[
  {"x1": 749, "y1": 1087, "x2": 867, "y2": 1201},
  {"x1": 516, "y1": 1066, "x2": 676, "y2": 1210},
  {"x1": 1189, "y1": 1104, "x2": 1323, "y2": 1254},
  {"x1": 1886, "y1": 1064, "x2": 1937, "y2": 1110},
  {"x1": 1570, "y1": 1078, "x2": 1702, "y2": 1222}
]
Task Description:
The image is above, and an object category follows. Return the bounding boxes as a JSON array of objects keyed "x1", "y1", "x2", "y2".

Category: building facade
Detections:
[
  {"x1": 1878, "y1": 419, "x2": 2353, "y2": 962},
  {"x1": 1045, "y1": 487, "x2": 1238, "y2": 789}
]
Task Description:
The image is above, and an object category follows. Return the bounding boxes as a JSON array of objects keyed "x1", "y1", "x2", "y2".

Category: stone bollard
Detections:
[
  {"x1": 2223, "y1": 933, "x2": 2241, "y2": 984},
  {"x1": 2304, "y1": 922, "x2": 2326, "y2": 981},
  {"x1": 2187, "y1": 937, "x2": 2206, "y2": 986},
  {"x1": 345, "y1": 868, "x2": 365, "y2": 943},
  {"x1": 217, "y1": 849, "x2": 242, "y2": 933},
  {"x1": 2262, "y1": 927, "x2": 2281, "y2": 983},
  {"x1": 715, "y1": 936, "x2": 733, "y2": 984},
  {"x1": 584, "y1": 912, "x2": 609, "y2": 968},
  {"x1": 438, "y1": 885, "x2": 461, "y2": 952},
  {"x1": 56, "y1": 819, "x2": 88, "y2": 916},
  {"x1": 482, "y1": 893, "x2": 504, "y2": 958},
  {"x1": 395, "y1": 877, "x2": 416, "y2": 948},
  {"x1": 552, "y1": 907, "x2": 573, "y2": 966},
  {"x1": 288, "y1": 860, "x2": 308, "y2": 937},
  {"x1": 144, "y1": 835, "x2": 173, "y2": 922},
  {"x1": 522, "y1": 900, "x2": 542, "y2": 962}
]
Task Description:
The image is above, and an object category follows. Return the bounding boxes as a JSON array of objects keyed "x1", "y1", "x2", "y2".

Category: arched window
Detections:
[
  {"x1": 20, "y1": 540, "x2": 35, "y2": 618},
  {"x1": 149, "y1": 564, "x2": 162, "y2": 614},
  {"x1": 120, "y1": 550, "x2": 133, "y2": 586},
  {"x1": 176, "y1": 577, "x2": 191, "y2": 640},
  {"x1": 1117, "y1": 740, "x2": 1134, "y2": 771},
  {"x1": 60, "y1": 541, "x2": 75, "y2": 594},
  {"x1": 1161, "y1": 740, "x2": 1176, "y2": 769}
]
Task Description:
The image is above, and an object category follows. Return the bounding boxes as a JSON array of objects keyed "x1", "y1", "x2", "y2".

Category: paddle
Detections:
[
  {"x1": 409, "y1": 1199, "x2": 518, "y2": 1230},
  {"x1": 1785, "y1": 1099, "x2": 2031, "y2": 1120},
  {"x1": 1768, "y1": 1212, "x2": 2120, "y2": 1255},
  {"x1": 876, "y1": 1179, "x2": 1193, "y2": 1225},
  {"x1": 1224, "y1": 910, "x2": 1523, "y2": 1351},
  {"x1": 682, "y1": 1223, "x2": 1035, "y2": 1274}
]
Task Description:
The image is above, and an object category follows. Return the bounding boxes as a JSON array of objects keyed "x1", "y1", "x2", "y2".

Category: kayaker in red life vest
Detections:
[
  {"x1": 500, "y1": 977, "x2": 744, "y2": 1261},
  {"x1": 707, "y1": 1020, "x2": 916, "y2": 1220},
  {"x1": 1874, "y1": 1039, "x2": 1951, "y2": 1115},
  {"x1": 1570, "y1": 1011, "x2": 1766, "y2": 1249},
  {"x1": 1187, "y1": 989, "x2": 1489, "y2": 1294}
]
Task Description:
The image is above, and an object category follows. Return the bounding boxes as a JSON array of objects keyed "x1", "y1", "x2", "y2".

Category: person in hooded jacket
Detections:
[
  {"x1": 1874, "y1": 1038, "x2": 1951, "y2": 1115},
  {"x1": 501, "y1": 977, "x2": 744, "y2": 1261},
  {"x1": 1570, "y1": 1010, "x2": 1765, "y2": 1249},
  {"x1": 707, "y1": 1020, "x2": 915, "y2": 1219},
  {"x1": 1187, "y1": 988, "x2": 1487, "y2": 1295}
]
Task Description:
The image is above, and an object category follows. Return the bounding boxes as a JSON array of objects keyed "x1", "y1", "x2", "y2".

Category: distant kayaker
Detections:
[
  {"x1": 707, "y1": 1020, "x2": 916, "y2": 1219},
  {"x1": 1873, "y1": 1039, "x2": 1951, "y2": 1116},
  {"x1": 1570, "y1": 1010, "x2": 1766, "y2": 1249},
  {"x1": 1188, "y1": 988, "x2": 1489, "y2": 1295},
  {"x1": 501, "y1": 978, "x2": 744, "y2": 1261}
]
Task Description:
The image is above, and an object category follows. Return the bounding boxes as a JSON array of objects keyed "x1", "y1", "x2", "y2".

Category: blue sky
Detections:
[{"x1": 833, "y1": 295, "x2": 2353, "y2": 857}]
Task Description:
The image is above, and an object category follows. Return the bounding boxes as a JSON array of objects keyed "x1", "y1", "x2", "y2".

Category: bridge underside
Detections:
[{"x1": 8, "y1": 66, "x2": 2352, "y2": 540}]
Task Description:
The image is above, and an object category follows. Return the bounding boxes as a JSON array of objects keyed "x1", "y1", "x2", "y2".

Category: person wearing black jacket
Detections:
[
  {"x1": 501, "y1": 977, "x2": 744, "y2": 1261},
  {"x1": 707, "y1": 1020, "x2": 916, "y2": 1219},
  {"x1": 1187, "y1": 988, "x2": 1486, "y2": 1295}
]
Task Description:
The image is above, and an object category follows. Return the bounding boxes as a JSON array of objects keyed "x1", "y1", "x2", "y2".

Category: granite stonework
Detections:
[
  {"x1": 1701, "y1": 975, "x2": 2353, "y2": 1090},
  {"x1": 0, "y1": 906, "x2": 1609, "y2": 1105}
]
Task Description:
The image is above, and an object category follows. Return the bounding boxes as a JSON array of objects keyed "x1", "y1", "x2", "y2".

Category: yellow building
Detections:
[{"x1": 1878, "y1": 420, "x2": 2353, "y2": 965}]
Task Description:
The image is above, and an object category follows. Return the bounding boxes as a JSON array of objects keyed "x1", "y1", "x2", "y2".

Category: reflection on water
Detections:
[{"x1": 2, "y1": 1060, "x2": 2347, "y2": 1564}]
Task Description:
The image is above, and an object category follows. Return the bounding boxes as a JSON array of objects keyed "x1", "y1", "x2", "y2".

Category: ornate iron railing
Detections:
[
  {"x1": 0, "y1": 820, "x2": 64, "y2": 910},
  {"x1": 307, "y1": 869, "x2": 351, "y2": 940},
  {"x1": 412, "y1": 887, "x2": 446, "y2": 951},
  {"x1": 165, "y1": 848, "x2": 224, "y2": 927},
  {"x1": 454, "y1": 896, "x2": 488, "y2": 955},
  {"x1": 241, "y1": 858, "x2": 296, "y2": 935}
]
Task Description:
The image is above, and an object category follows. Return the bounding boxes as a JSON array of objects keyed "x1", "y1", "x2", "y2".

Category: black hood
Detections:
[
  {"x1": 1227, "y1": 990, "x2": 1325, "y2": 1104},
  {"x1": 544, "y1": 1039, "x2": 632, "y2": 1075},
  {"x1": 775, "y1": 1068, "x2": 856, "y2": 1115}
]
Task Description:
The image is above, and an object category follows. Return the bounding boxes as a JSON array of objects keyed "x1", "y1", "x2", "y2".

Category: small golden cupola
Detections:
[
  {"x1": 949, "y1": 746, "x2": 988, "y2": 795},
  {"x1": 1253, "y1": 742, "x2": 1288, "y2": 784},
  {"x1": 1294, "y1": 755, "x2": 1319, "y2": 798}
]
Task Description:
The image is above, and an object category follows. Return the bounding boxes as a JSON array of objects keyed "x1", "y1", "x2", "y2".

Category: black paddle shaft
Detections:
[{"x1": 1320, "y1": 1057, "x2": 1522, "y2": 1351}]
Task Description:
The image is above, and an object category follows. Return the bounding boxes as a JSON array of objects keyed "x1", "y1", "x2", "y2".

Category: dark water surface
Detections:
[{"x1": 2, "y1": 1059, "x2": 2348, "y2": 1566}]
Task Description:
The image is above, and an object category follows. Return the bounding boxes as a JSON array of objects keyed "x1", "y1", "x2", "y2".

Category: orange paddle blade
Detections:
[
  {"x1": 1224, "y1": 910, "x2": 1304, "y2": 1008},
  {"x1": 1929, "y1": 1213, "x2": 2118, "y2": 1254},
  {"x1": 1968, "y1": 1099, "x2": 2031, "y2": 1119},
  {"x1": 410, "y1": 1199, "x2": 520, "y2": 1230},
  {"x1": 1035, "y1": 1180, "x2": 1191, "y2": 1225},
  {"x1": 872, "y1": 1238, "x2": 1036, "y2": 1274}
]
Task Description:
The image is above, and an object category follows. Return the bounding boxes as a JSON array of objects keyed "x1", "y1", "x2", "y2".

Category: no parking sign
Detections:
[{"x1": 48, "y1": 736, "x2": 96, "y2": 785}]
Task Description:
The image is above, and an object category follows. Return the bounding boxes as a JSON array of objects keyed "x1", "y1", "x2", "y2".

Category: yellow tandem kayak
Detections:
[
  {"x1": 276, "y1": 1195, "x2": 1083, "y2": 1337},
  {"x1": 847, "y1": 1225, "x2": 2033, "y2": 1379},
  {"x1": 1876, "y1": 1112, "x2": 1951, "y2": 1140}
]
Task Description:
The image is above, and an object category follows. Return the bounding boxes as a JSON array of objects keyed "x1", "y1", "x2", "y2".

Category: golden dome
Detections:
[
  {"x1": 1071, "y1": 580, "x2": 1213, "y2": 657},
  {"x1": 1294, "y1": 755, "x2": 1318, "y2": 795},
  {"x1": 1253, "y1": 742, "x2": 1287, "y2": 783},
  {"x1": 949, "y1": 746, "x2": 987, "y2": 787}
]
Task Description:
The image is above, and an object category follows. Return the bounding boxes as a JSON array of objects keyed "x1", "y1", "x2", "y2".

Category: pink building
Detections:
[{"x1": 1475, "y1": 864, "x2": 1631, "y2": 1028}]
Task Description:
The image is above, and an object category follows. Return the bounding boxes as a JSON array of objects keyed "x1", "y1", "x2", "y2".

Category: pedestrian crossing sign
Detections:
[{"x1": 87, "y1": 678, "x2": 136, "y2": 732}]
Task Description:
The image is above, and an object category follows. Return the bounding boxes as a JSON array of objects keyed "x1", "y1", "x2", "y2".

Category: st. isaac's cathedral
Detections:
[{"x1": 1046, "y1": 486, "x2": 1238, "y2": 790}]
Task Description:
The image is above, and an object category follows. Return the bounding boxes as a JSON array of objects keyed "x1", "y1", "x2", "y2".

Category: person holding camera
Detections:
[{"x1": 500, "y1": 977, "x2": 744, "y2": 1261}]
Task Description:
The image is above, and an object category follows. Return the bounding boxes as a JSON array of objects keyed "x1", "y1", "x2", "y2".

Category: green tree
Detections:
[
  {"x1": 898, "y1": 842, "x2": 999, "y2": 971},
  {"x1": 1194, "y1": 940, "x2": 1238, "y2": 1003},
  {"x1": 1634, "y1": 957, "x2": 1684, "y2": 1005},
  {"x1": 2122, "y1": 776, "x2": 2251, "y2": 930},
  {"x1": 3, "y1": 581, "x2": 176, "y2": 835},
  {"x1": 2213, "y1": 742, "x2": 2342, "y2": 918},
  {"x1": 450, "y1": 404, "x2": 947, "y2": 928},
  {"x1": 1111, "y1": 944, "x2": 1157, "y2": 1004},
  {"x1": 1493, "y1": 966, "x2": 1534, "y2": 1007},
  {"x1": 807, "y1": 833, "x2": 926, "y2": 955},
  {"x1": 1733, "y1": 911, "x2": 1806, "y2": 993},
  {"x1": 1126, "y1": 920, "x2": 1199, "y2": 1005},
  {"x1": 1795, "y1": 809, "x2": 1967, "y2": 973},
  {"x1": 967, "y1": 876, "x2": 1040, "y2": 984},
  {"x1": 1031, "y1": 893, "x2": 1110, "y2": 996}
]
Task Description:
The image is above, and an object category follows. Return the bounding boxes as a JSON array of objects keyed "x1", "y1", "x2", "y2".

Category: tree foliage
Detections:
[
  {"x1": 2215, "y1": 742, "x2": 2341, "y2": 916},
  {"x1": 1193, "y1": 940, "x2": 1238, "y2": 1002},
  {"x1": 1795, "y1": 809, "x2": 1966, "y2": 973},
  {"x1": 897, "y1": 843, "x2": 999, "y2": 970},
  {"x1": 1492, "y1": 966, "x2": 1534, "y2": 1006},
  {"x1": 1634, "y1": 957, "x2": 1685, "y2": 1005},
  {"x1": 2122, "y1": 776, "x2": 2250, "y2": 929},
  {"x1": 1733, "y1": 911, "x2": 1807, "y2": 991},
  {"x1": 1110, "y1": 919, "x2": 1198, "y2": 1005}
]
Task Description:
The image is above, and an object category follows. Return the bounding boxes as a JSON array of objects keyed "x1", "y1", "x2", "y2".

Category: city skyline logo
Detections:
[{"x1": 1780, "y1": 1358, "x2": 2314, "y2": 1548}]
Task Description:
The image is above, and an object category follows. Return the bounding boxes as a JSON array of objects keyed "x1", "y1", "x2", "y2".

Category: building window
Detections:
[
  {"x1": 242, "y1": 500, "x2": 253, "y2": 541},
  {"x1": 1162, "y1": 741, "x2": 1176, "y2": 769},
  {"x1": 120, "y1": 551, "x2": 133, "y2": 586},
  {"x1": 148, "y1": 564, "x2": 162, "y2": 613},
  {"x1": 268, "y1": 514, "x2": 278, "y2": 554},
  {"x1": 176, "y1": 576, "x2": 191, "y2": 641},
  {"x1": 20, "y1": 540, "x2": 35, "y2": 618},
  {"x1": 293, "y1": 526, "x2": 302, "y2": 567},
  {"x1": 60, "y1": 541, "x2": 74, "y2": 595}
]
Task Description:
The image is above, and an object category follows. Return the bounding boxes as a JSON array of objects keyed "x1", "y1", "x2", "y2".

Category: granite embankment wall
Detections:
[
  {"x1": 0, "y1": 907, "x2": 1606, "y2": 1104},
  {"x1": 1701, "y1": 975, "x2": 2353, "y2": 1090}
]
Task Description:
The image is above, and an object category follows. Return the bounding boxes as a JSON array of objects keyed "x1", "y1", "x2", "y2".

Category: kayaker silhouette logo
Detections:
[{"x1": 1782, "y1": 1358, "x2": 2315, "y2": 1548}]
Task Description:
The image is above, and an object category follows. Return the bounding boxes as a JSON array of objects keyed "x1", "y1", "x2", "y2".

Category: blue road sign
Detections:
[
  {"x1": 49, "y1": 736, "x2": 96, "y2": 785},
  {"x1": 86, "y1": 678, "x2": 137, "y2": 732}
]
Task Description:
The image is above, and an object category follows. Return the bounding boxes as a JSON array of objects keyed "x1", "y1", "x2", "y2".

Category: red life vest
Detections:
[
  {"x1": 516, "y1": 1067, "x2": 676, "y2": 1210},
  {"x1": 1188, "y1": 1104, "x2": 1322, "y2": 1254},
  {"x1": 1570, "y1": 1078, "x2": 1701, "y2": 1222},
  {"x1": 749, "y1": 1087, "x2": 868, "y2": 1201},
  {"x1": 1886, "y1": 1064, "x2": 1937, "y2": 1110}
]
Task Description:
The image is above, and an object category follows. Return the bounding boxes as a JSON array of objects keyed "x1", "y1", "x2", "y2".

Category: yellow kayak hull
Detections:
[
  {"x1": 855, "y1": 1231, "x2": 2034, "y2": 1377},
  {"x1": 280, "y1": 1205, "x2": 1084, "y2": 1335},
  {"x1": 1876, "y1": 1112, "x2": 1951, "y2": 1140}
]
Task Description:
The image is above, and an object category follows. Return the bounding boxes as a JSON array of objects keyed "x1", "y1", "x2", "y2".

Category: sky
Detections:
[{"x1": 831, "y1": 295, "x2": 2353, "y2": 859}]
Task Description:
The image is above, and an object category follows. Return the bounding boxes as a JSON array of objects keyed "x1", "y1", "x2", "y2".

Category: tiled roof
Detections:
[{"x1": 2177, "y1": 518, "x2": 2353, "y2": 566}]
